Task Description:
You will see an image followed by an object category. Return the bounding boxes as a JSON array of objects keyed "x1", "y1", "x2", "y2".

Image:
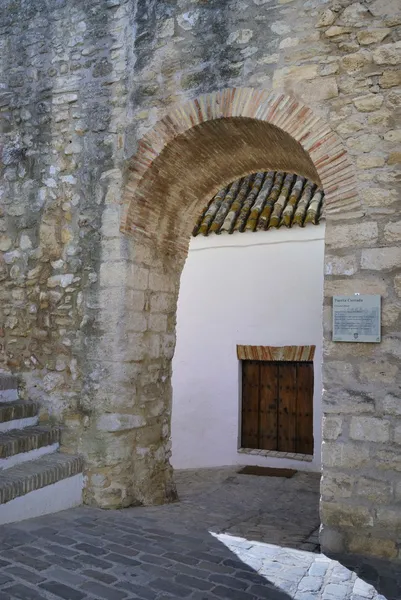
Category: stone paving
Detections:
[{"x1": 0, "y1": 468, "x2": 400, "y2": 600}]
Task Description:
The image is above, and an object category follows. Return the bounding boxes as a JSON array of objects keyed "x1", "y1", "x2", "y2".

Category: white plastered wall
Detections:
[{"x1": 171, "y1": 224, "x2": 325, "y2": 472}]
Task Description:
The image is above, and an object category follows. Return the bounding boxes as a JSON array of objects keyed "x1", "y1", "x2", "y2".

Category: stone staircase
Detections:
[{"x1": 0, "y1": 375, "x2": 84, "y2": 525}]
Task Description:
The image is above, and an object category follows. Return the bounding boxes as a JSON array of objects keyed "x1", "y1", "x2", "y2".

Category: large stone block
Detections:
[
  {"x1": 356, "y1": 477, "x2": 393, "y2": 504},
  {"x1": 126, "y1": 312, "x2": 147, "y2": 332},
  {"x1": 150, "y1": 293, "x2": 177, "y2": 313},
  {"x1": 325, "y1": 222, "x2": 378, "y2": 249},
  {"x1": 340, "y1": 3, "x2": 369, "y2": 26},
  {"x1": 99, "y1": 260, "x2": 130, "y2": 288},
  {"x1": 273, "y1": 64, "x2": 318, "y2": 86},
  {"x1": 101, "y1": 237, "x2": 131, "y2": 261},
  {"x1": 324, "y1": 340, "x2": 376, "y2": 359},
  {"x1": 353, "y1": 94, "x2": 384, "y2": 112},
  {"x1": 320, "y1": 526, "x2": 346, "y2": 555},
  {"x1": 101, "y1": 207, "x2": 121, "y2": 238},
  {"x1": 388, "y1": 152, "x2": 401, "y2": 165},
  {"x1": 382, "y1": 303, "x2": 401, "y2": 327},
  {"x1": 295, "y1": 77, "x2": 339, "y2": 103},
  {"x1": 384, "y1": 129, "x2": 401, "y2": 142},
  {"x1": 96, "y1": 413, "x2": 146, "y2": 432},
  {"x1": 373, "y1": 42, "x2": 401, "y2": 65},
  {"x1": 357, "y1": 29, "x2": 391, "y2": 45},
  {"x1": 376, "y1": 508, "x2": 401, "y2": 530},
  {"x1": 350, "y1": 416, "x2": 390, "y2": 443},
  {"x1": 356, "y1": 155, "x2": 385, "y2": 169},
  {"x1": 322, "y1": 415, "x2": 343, "y2": 440},
  {"x1": 129, "y1": 265, "x2": 150, "y2": 290},
  {"x1": 322, "y1": 441, "x2": 370, "y2": 468},
  {"x1": 323, "y1": 389, "x2": 376, "y2": 415},
  {"x1": 361, "y1": 247, "x2": 401, "y2": 271},
  {"x1": 340, "y1": 51, "x2": 372, "y2": 73},
  {"x1": 85, "y1": 431, "x2": 135, "y2": 469},
  {"x1": 384, "y1": 221, "x2": 401, "y2": 242},
  {"x1": 325, "y1": 26, "x2": 352, "y2": 37},
  {"x1": 321, "y1": 501, "x2": 373, "y2": 528},
  {"x1": 348, "y1": 535, "x2": 397, "y2": 560},
  {"x1": 89, "y1": 288, "x2": 145, "y2": 311},
  {"x1": 374, "y1": 449, "x2": 401, "y2": 472},
  {"x1": 323, "y1": 361, "x2": 356, "y2": 387},
  {"x1": 382, "y1": 393, "x2": 401, "y2": 416},
  {"x1": 316, "y1": 9, "x2": 335, "y2": 28},
  {"x1": 148, "y1": 313, "x2": 168, "y2": 332},
  {"x1": 380, "y1": 337, "x2": 401, "y2": 360},
  {"x1": 160, "y1": 334, "x2": 176, "y2": 360},
  {"x1": 85, "y1": 332, "x2": 148, "y2": 362},
  {"x1": 380, "y1": 70, "x2": 401, "y2": 88},
  {"x1": 394, "y1": 424, "x2": 401, "y2": 445},
  {"x1": 369, "y1": 0, "x2": 400, "y2": 17},
  {"x1": 346, "y1": 133, "x2": 381, "y2": 153},
  {"x1": 324, "y1": 254, "x2": 358, "y2": 276},
  {"x1": 358, "y1": 360, "x2": 398, "y2": 383},
  {"x1": 149, "y1": 271, "x2": 177, "y2": 293},
  {"x1": 325, "y1": 278, "x2": 388, "y2": 298},
  {"x1": 321, "y1": 473, "x2": 353, "y2": 499}
]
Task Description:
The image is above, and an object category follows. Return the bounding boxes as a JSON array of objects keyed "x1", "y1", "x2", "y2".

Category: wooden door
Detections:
[
  {"x1": 259, "y1": 362, "x2": 278, "y2": 450},
  {"x1": 241, "y1": 361, "x2": 260, "y2": 449},
  {"x1": 295, "y1": 362, "x2": 314, "y2": 454},
  {"x1": 241, "y1": 360, "x2": 314, "y2": 455},
  {"x1": 278, "y1": 363, "x2": 297, "y2": 452}
]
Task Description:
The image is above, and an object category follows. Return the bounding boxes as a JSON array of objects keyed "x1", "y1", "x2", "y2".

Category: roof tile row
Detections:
[{"x1": 193, "y1": 171, "x2": 324, "y2": 236}]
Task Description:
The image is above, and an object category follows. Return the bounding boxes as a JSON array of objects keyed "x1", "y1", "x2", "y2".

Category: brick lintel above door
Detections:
[{"x1": 237, "y1": 345, "x2": 316, "y2": 362}]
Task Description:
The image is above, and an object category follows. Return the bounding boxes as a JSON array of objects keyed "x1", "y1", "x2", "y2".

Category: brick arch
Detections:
[
  {"x1": 96, "y1": 87, "x2": 362, "y2": 509},
  {"x1": 121, "y1": 88, "x2": 359, "y2": 251}
]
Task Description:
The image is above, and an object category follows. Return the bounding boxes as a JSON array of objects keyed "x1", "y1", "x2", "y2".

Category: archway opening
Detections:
[
  {"x1": 119, "y1": 89, "x2": 358, "y2": 508},
  {"x1": 170, "y1": 169, "x2": 325, "y2": 546}
]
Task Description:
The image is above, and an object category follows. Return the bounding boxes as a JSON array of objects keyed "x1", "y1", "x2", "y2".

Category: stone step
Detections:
[
  {"x1": 0, "y1": 425, "x2": 60, "y2": 461},
  {"x1": 0, "y1": 401, "x2": 39, "y2": 429},
  {"x1": 0, "y1": 375, "x2": 19, "y2": 402},
  {"x1": 0, "y1": 452, "x2": 84, "y2": 505}
]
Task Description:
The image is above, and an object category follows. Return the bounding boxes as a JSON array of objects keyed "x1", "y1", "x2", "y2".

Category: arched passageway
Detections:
[
  {"x1": 171, "y1": 169, "x2": 326, "y2": 475},
  {"x1": 116, "y1": 88, "x2": 359, "y2": 509}
]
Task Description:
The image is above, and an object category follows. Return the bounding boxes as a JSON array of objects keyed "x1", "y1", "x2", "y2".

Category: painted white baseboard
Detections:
[
  {"x1": 0, "y1": 473, "x2": 84, "y2": 525},
  {"x1": 0, "y1": 417, "x2": 38, "y2": 433},
  {"x1": 0, "y1": 443, "x2": 59, "y2": 470}
]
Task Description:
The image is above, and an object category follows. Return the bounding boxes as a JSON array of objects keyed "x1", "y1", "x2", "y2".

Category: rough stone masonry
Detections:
[{"x1": 0, "y1": 0, "x2": 400, "y2": 562}]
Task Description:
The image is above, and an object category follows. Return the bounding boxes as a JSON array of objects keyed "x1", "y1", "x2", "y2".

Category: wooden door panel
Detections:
[
  {"x1": 296, "y1": 362, "x2": 314, "y2": 455},
  {"x1": 241, "y1": 361, "x2": 260, "y2": 449},
  {"x1": 241, "y1": 359, "x2": 314, "y2": 455},
  {"x1": 259, "y1": 363, "x2": 278, "y2": 450},
  {"x1": 278, "y1": 363, "x2": 297, "y2": 452}
]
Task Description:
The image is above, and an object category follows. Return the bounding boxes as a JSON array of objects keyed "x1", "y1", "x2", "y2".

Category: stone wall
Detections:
[
  {"x1": 0, "y1": 0, "x2": 400, "y2": 561},
  {"x1": 0, "y1": 0, "x2": 137, "y2": 505}
]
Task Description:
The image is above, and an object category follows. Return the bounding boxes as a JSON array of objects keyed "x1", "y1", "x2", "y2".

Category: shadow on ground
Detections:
[
  {"x1": 0, "y1": 468, "x2": 399, "y2": 599},
  {"x1": 331, "y1": 552, "x2": 401, "y2": 600}
]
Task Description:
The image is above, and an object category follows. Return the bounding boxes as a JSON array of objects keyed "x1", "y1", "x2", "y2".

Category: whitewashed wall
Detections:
[{"x1": 172, "y1": 224, "x2": 325, "y2": 472}]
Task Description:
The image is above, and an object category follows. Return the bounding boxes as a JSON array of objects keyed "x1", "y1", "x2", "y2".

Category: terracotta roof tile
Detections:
[{"x1": 193, "y1": 171, "x2": 324, "y2": 237}]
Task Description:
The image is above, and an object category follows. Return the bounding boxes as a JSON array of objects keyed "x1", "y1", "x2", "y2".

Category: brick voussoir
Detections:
[
  {"x1": 0, "y1": 453, "x2": 84, "y2": 504},
  {"x1": 0, "y1": 401, "x2": 39, "y2": 423},
  {"x1": 0, "y1": 425, "x2": 60, "y2": 458}
]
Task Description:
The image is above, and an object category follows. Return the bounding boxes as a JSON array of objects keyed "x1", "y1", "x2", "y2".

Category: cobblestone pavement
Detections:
[{"x1": 0, "y1": 468, "x2": 400, "y2": 600}]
